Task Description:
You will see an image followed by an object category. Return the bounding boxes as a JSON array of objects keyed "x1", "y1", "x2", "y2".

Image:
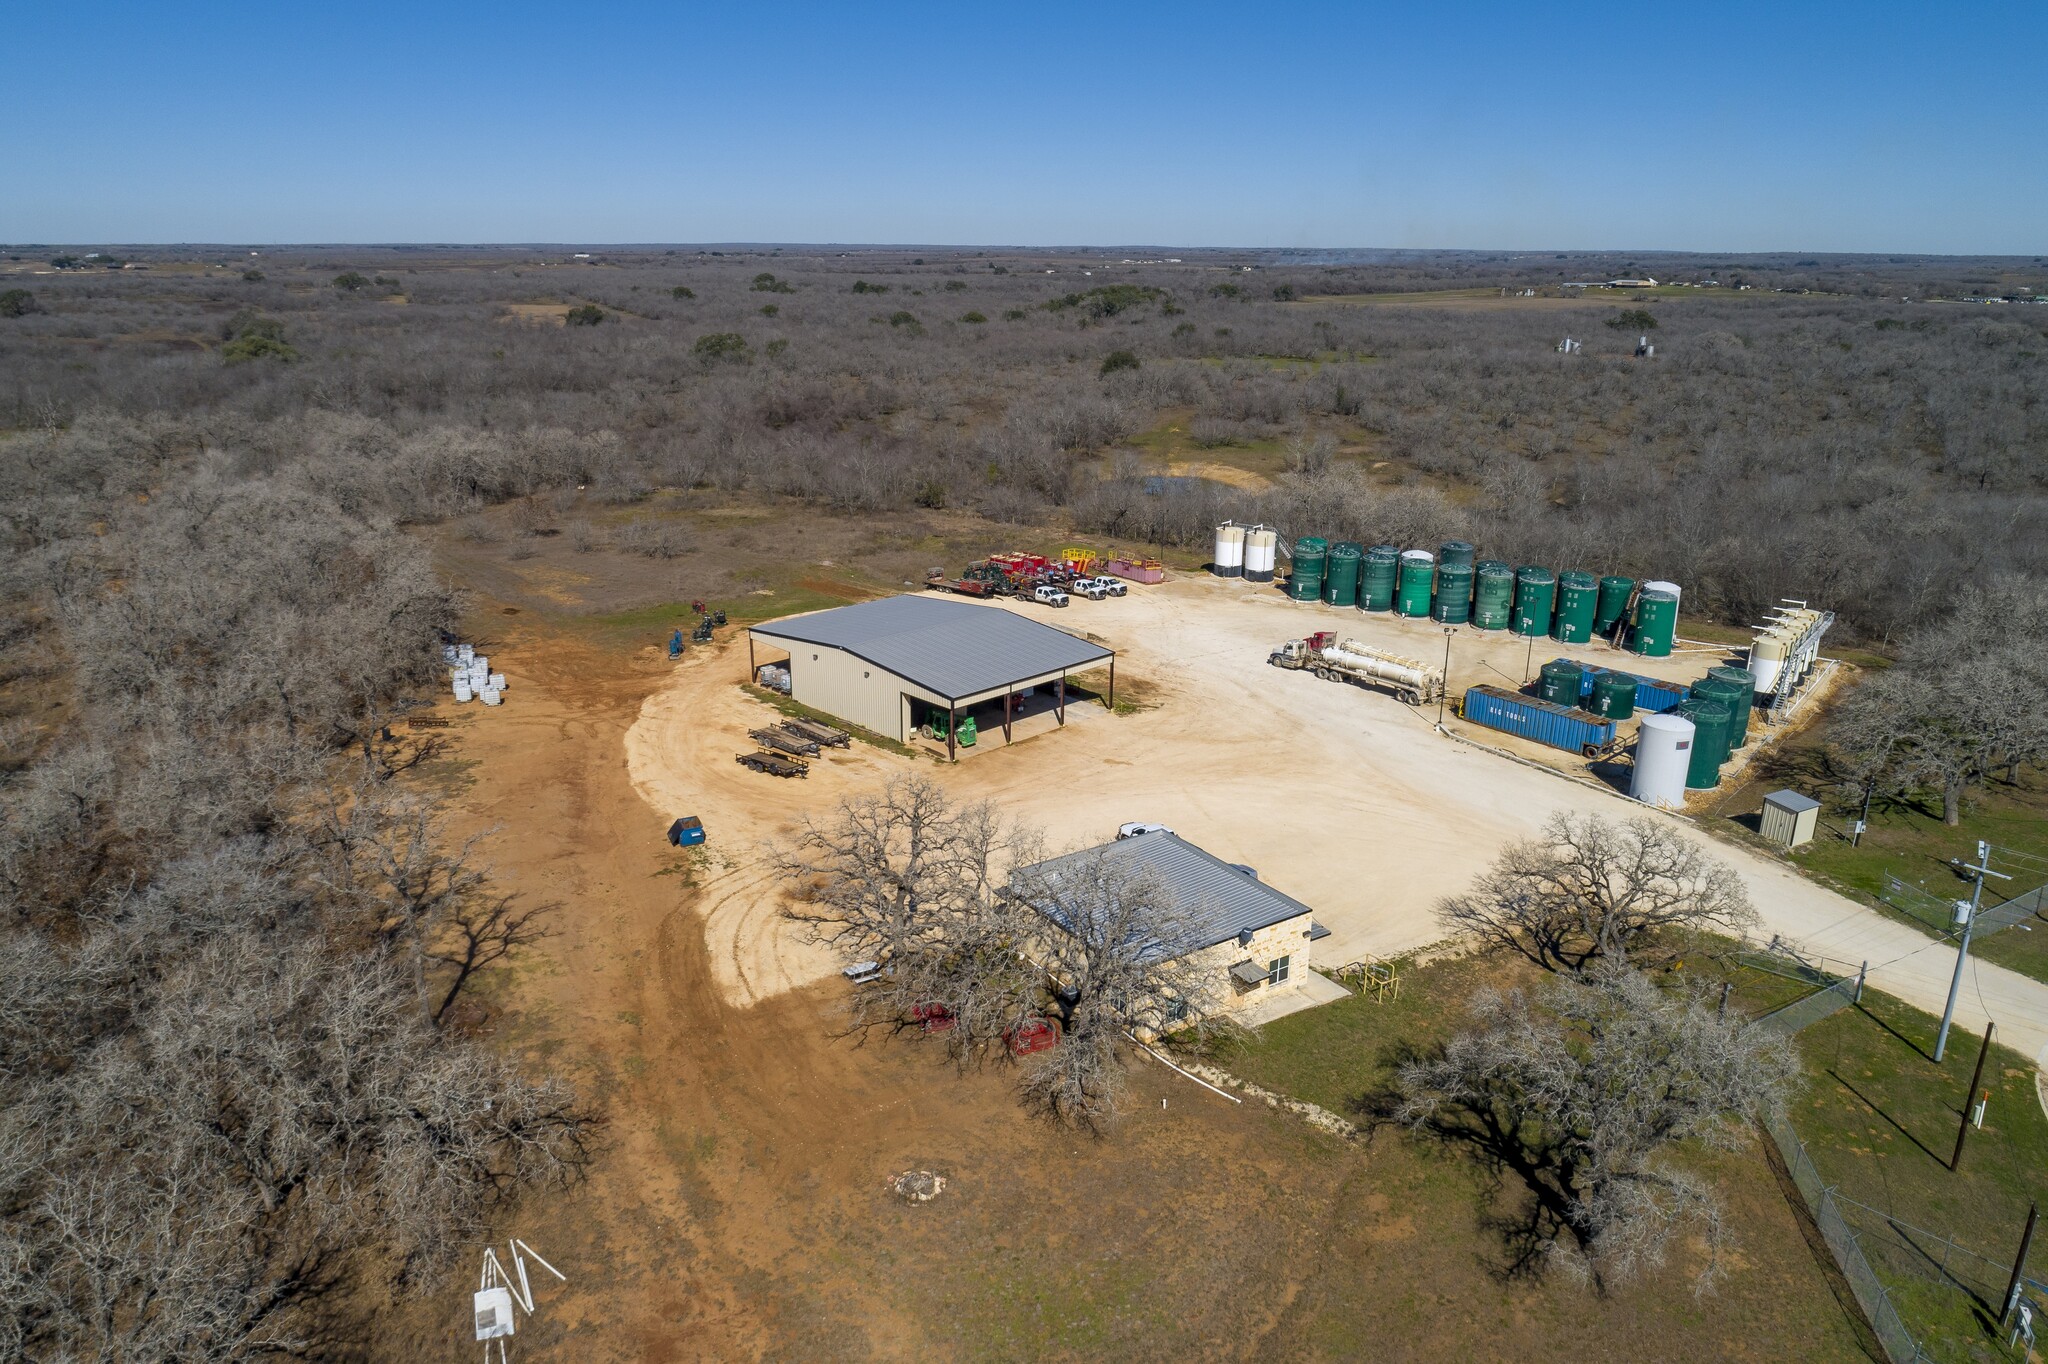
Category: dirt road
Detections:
[{"x1": 626, "y1": 574, "x2": 2048, "y2": 1068}]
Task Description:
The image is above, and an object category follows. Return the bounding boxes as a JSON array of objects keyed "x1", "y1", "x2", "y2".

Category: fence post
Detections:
[{"x1": 1856, "y1": 960, "x2": 1867, "y2": 1004}]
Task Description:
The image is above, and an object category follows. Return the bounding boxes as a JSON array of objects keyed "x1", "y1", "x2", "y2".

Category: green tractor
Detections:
[{"x1": 919, "y1": 713, "x2": 978, "y2": 747}]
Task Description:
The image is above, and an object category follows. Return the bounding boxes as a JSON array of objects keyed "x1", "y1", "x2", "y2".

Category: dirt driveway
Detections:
[{"x1": 627, "y1": 575, "x2": 2048, "y2": 1066}]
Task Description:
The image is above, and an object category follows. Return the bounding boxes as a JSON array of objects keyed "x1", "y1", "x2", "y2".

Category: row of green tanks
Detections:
[{"x1": 1285, "y1": 534, "x2": 1682, "y2": 658}]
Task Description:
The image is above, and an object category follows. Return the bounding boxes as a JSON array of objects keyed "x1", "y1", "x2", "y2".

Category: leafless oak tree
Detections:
[
  {"x1": 1437, "y1": 812, "x2": 1756, "y2": 972},
  {"x1": 1390, "y1": 967, "x2": 1799, "y2": 1294}
]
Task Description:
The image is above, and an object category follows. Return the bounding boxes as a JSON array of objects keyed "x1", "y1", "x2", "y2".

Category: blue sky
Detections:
[{"x1": 5, "y1": 1, "x2": 2041, "y2": 252}]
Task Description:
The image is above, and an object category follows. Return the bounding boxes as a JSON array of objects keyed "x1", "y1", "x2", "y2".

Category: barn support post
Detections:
[
  {"x1": 1003, "y1": 687, "x2": 1014, "y2": 743},
  {"x1": 747, "y1": 635, "x2": 755, "y2": 685},
  {"x1": 947, "y1": 704, "x2": 957, "y2": 761},
  {"x1": 1056, "y1": 675, "x2": 1066, "y2": 725},
  {"x1": 1107, "y1": 656, "x2": 1116, "y2": 711}
]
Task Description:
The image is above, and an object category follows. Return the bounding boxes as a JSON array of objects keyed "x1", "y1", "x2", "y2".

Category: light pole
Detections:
[
  {"x1": 1437, "y1": 627, "x2": 1454, "y2": 728},
  {"x1": 1936, "y1": 841, "x2": 2014, "y2": 1062}
]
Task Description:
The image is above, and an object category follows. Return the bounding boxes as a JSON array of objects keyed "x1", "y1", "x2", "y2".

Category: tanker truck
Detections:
[{"x1": 1268, "y1": 631, "x2": 1444, "y2": 707}]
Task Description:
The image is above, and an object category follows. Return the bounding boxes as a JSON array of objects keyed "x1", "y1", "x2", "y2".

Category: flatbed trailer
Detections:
[
  {"x1": 737, "y1": 751, "x2": 809, "y2": 778},
  {"x1": 780, "y1": 718, "x2": 851, "y2": 748},
  {"x1": 749, "y1": 727, "x2": 820, "y2": 757}
]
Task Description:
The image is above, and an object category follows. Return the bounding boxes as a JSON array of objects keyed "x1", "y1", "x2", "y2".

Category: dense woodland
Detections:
[{"x1": 1, "y1": 244, "x2": 2045, "y2": 1356}]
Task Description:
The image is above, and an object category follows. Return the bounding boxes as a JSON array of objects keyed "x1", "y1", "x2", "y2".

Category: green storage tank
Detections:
[
  {"x1": 1438, "y1": 540, "x2": 1477, "y2": 570},
  {"x1": 1693, "y1": 676, "x2": 1751, "y2": 752},
  {"x1": 1552, "y1": 570, "x2": 1599, "y2": 644},
  {"x1": 1289, "y1": 536, "x2": 1327, "y2": 602},
  {"x1": 1512, "y1": 566, "x2": 1556, "y2": 637},
  {"x1": 1630, "y1": 590, "x2": 1678, "y2": 657},
  {"x1": 1677, "y1": 698, "x2": 1731, "y2": 788},
  {"x1": 1589, "y1": 672, "x2": 1637, "y2": 720},
  {"x1": 1395, "y1": 551, "x2": 1435, "y2": 617},
  {"x1": 1594, "y1": 575, "x2": 1636, "y2": 636},
  {"x1": 1323, "y1": 541, "x2": 1362, "y2": 607},
  {"x1": 1707, "y1": 665, "x2": 1757, "y2": 745},
  {"x1": 1538, "y1": 659, "x2": 1583, "y2": 706},
  {"x1": 1472, "y1": 561, "x2": 1514, "y2": 631},
  {"x1": 1360, "y1": 546, "x2": 1399, "y2": 612},
  {"x1": 1432, "y1": 563, "x2": 1475, "y2": 624}
]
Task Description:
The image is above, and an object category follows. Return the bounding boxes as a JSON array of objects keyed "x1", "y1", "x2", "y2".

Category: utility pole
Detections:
[
  {"x1": 1936, "y1": 842, "x2": 2012, "y2": 1063},
  {"x1": 1953, "y1": 1019, "x2": 1995, "y2": 1171},
  {"x1": 1437, "y1": 627, "x2": 1453, "y2": 729},
  {"x1": 2007, "y1": 1202, "x2": 2039, "y2": 1326}
]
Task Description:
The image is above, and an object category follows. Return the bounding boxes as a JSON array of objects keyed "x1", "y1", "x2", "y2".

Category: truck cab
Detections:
[
  {"x1": 1070, "y1": 578, "x2": 1108, "y2": 600},
  {"x1": 1089, "y1": 576, "x2": 1127, "y2": 597}
]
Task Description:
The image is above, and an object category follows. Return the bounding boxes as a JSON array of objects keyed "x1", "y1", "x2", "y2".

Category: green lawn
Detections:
[{"x1": 1199, "y1": 943, "x2": 2048, "y2": 1362}]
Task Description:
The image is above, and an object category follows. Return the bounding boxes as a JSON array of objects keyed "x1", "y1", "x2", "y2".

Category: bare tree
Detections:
[
  {"x1": 777, "y1": 775, "x2": 1040, "y2": 1050},
  {"x1": 1388, "y1": 967, "x2": 1799, "y2": 1293},
  {"x1": 1437, "y1": 812, "x2": 1755, "y2": 972},
  {"x1": 1007, "y1": 848, "x2": 1241, "y2": 1124}
]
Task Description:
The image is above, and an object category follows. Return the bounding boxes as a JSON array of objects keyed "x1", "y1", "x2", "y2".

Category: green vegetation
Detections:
[
  {"x1": 851, "y1": 280, "x2": 889, "y2": 294},
  {"x1": 944, "y1": 280, "x2": 967, "y2": 292},
  {"x1": 1607, "y1": 308, "x2": 1658, "y2": 329},
  {"x1": 220, "y1": 311, "x2": 296, "y2": 363},
  {"x1": 332, "y1": 271, "x2": 371, "y2": 293},
  {"x1": 759, "y1": 303, "x2": 779, "y2": 317},
  {"x1": 1002, "y1": 308, "x2": 1026, "y2": 320},
  {"x1": 670, "y1": 284, "x2": 695, "y2": 299},
  {"x1": 1047, "y1": 284, "x2": 1166, "y2": 318},
  {"x1": 1209, "y1": 282, "x2": 1242, "y2": 298},
  {"x1": 1099, "y1": 349, "x2": 1140, "y2": 376},
  {"x1": 1204, "y1": 942, "x2": 2046, "y2": 1362},
  {"x1": 888, "y1": 310, "x2": 921, "y2": 331},
  {"x1": 960, "y1": 311, "x2": 986, "y2": 324},
  {"x1": 750, "y1": 272, "x2": 795, "y2": 293},
  {"x1": 1271, "y1": 283, "x2": 1298, "y2": 301},
  {"x1": 692, "y1": 331, "x2": 749, "y2": 362},
  {"x1": 764, "y1": 338, "x2": 789, "y2": 358},
  {"x1": 0, "y1": 289, "x2": 39, "y2": 318},
  {"x1": 241, "y1": 269, "x2": 265, "y2": 282},
  {"x1": 565, "y1": 304, "x2": 605, "y2": 326}
]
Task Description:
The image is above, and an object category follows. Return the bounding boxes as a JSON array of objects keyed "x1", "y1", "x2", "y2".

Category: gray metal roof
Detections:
[
  {"x1": 1013, "y1": 831, "x2": 1315, "y2": 957},
  {"x1": 1764, "y1": 789, "x2": 1821, "y2": 813},
  {"x1": 747, "y1": 594, "x2": 1111, "y2": 700}
]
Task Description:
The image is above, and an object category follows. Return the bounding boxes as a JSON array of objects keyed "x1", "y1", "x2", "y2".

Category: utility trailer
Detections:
[
  {"x1": 1269, "y1": 631, "x2": 1444, "y2": 706},
  {"x1": 737, "y1": 750, "x2": 808, "y2": 778},
  {"x1": 749, "y1": 727, "x2": 820, "y2": 757},
  {"x1": 780, "y1": 717, "x2": 851, "y2": 748},
  {"x1": 923, "y1": 570, "x2": 999, "y2": 598}
]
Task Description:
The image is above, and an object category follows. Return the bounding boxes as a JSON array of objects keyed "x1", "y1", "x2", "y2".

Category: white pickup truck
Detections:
[
  {"x1": 1087, "y1": 575, "x2": 1128, "y2": 597},
  {"x1": 1032, "y1": 583, "x2": 1070, "y2": 608},
  {"x1": 1069, "y1": 578, "x2": 1109, "y2": 601}
]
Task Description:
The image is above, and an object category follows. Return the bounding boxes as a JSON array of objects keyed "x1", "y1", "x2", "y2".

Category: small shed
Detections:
[{"x1": 1760, "y1": 790, "x2": 1820, "y2": 849}]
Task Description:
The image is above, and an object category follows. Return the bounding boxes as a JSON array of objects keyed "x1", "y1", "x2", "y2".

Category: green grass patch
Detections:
[
  {"x1": 1196, "y1": 940, "x2": 2047, "y2": 1361},
  {"x1": 740, "y1": 683, "x2": 917, "y2": 760}
]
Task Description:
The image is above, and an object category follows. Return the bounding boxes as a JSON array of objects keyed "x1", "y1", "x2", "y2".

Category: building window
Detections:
[{"x1": 1267, "y1": 956, "x2": 1291, "y2": 985}]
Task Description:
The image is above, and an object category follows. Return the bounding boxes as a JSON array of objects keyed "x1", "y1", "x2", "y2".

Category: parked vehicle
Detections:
[
  {"x1": 1070, "y1": 578, "x2": 1109, "y2": 600},
  {"x1": 1269, "y1": 631, "x2": 1444, "y2": 707},
  {"x1": 1032, "y1": 584, "x2": 1070, "y2": 608},
  {"x1": 1089, "y1": 576, "x2": 1128, "y2": 597},
  {"x1": 1006, "y1": 1018, "x2": 1061, "y2": 1056},
  {"x1": 1117, "y1": 821, "x2": 1173, "y2": 840},
  {"x1": 843, "y1": 961, "x2": 885, "y2": 985},
  {"x1": 923, "y1": 570, "x2": 998, "y2": 598},
  {"x1": 750, "y1": 727, "x2": 820, "y2": 757},
  {"x1": 911, "y1": 1003, "x2": 956, "y2": 1034},
  {"x1": 781, "y1": 718, "x2": 851, "y2": 748}
]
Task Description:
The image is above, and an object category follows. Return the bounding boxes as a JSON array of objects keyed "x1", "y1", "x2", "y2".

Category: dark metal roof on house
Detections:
[
  {"x1": 747, "y1": 594, "x2": 1111, "y2": 700},
  {"x1": 1013, "y1": 831, "x2": 1316, "y2": 958}
]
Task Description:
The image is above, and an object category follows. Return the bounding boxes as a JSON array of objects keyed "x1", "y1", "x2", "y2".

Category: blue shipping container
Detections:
[
  {"x1": 1463, "y1": 685, "x2": 1617, "y2": 754},
  {"x1": 1561, "y1": 660, "x2": 1689, "y2": 715}
]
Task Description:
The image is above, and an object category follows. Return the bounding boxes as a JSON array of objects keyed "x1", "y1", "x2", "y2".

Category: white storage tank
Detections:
[
  {"x1": 488, "y1": 672, "x2": 507, "y2": 690},
  {"x1": 1748, "y1": 632, "x2": 1787, "y2": 694},
  {"x1": 458, "y1": 645, "x2": 475, "y2": 665},
  {"x1": 1212, "y1": 522, "x2": 1246, "y2": 578},
  {"x1": 1631, "y1": 712, "x2": 1695, "y2": 809},
  {"x1": 454, "y1": 679, "x2": 474, "y2": 703},
  {"x1": 1244, "y1": 527, "x2": 1278, "y2": 583},
  {"x1": 481, "y1": 687, "x2": 503, "y2": 706},
  {"x1": 1642, "y1": 579, "x2": 1682, "y2": 605}
]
